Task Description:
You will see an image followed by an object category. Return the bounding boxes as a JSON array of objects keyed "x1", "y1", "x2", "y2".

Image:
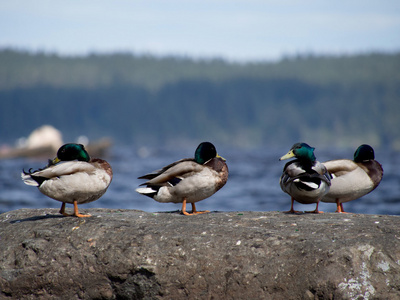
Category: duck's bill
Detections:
[
  {"x1": 51, "y1": 157, "x2": 61, "y2": 165},
  {"x1": 216, "y1": 154, "x2": 226, "y2": 162},
  {"x1": 279, "y1": 150, "x2": 295, "y2": 161}
]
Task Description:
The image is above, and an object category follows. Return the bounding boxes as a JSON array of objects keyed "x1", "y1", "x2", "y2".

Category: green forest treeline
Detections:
[{"x1": 0, "y1": 49, "x2": 399, "y2": 149}]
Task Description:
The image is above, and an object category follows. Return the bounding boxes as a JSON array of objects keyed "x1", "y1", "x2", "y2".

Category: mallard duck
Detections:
[
  {"x1": 321, "y1": 144, "x2": 383, "y2": 213},
  {"x1": 136, "y1": 142, "x2": 228, "y2": 215},
  {"x1": 279, "y1": 142, "x2": 331, "y2": 213},
  {"x1": 21, "y1": 143, "x2": 113, "y2": 217}
]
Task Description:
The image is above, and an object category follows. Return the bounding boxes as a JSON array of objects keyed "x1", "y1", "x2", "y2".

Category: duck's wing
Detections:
[
  {"x1": 140, "y1": 159, "x2": 204, "y2": 185},
  {"x1": 282, "y1": 160, "x2": 331, "y2": 185},
  {"x1": 281, "y1": 161, "x2": 308, "y2": 187},
  {"x1": 323, "y1": 159, "x2": 358, "y2": 177},
  {"x1": 311, "y1": 161, "x2": 332, "y2": 184},
  {"x1": 138, "y1": 158, "x2": 194, "y2": 180},
  {"x1": 22, "y1": 161, "x2": 97, "y2": 186}
]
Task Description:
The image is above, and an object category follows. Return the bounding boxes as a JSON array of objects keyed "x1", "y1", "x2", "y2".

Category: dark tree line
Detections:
[{"x1": 0, "y1": 49, "x2": 399, "y2": 149}]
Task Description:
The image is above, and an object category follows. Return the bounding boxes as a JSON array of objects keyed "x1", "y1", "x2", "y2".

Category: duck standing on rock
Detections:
[
  {"x1": 22, "y1": 143, "x2": 113, "y2": 217},
  {"x1": 136, "y1": 142, "x2": 228, "y2": 215},
  {"x1": 279, "y1": 142, "x2": 331, "y2": 214},
  {"x1": 321, "y1": 144, "x2": 383, "y2": 213}
]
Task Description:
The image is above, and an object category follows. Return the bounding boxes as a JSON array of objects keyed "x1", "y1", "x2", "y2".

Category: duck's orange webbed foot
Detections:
[
  {"x1": 181, "y1": 200, "x2": 209, "y2": 215},
  {"x1": 59, "y1": 202, "x2": 91, "y2": 218},
  {"x1": 335, "y1": 201, "x2": 350, "y2": 213},
  {"x1": 191, "y1": 203, "x2": 210, "y2": 215}
]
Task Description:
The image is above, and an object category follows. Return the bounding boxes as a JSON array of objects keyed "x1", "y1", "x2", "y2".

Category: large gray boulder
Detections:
[{"x1": 0, "y1": 208, "x2": 399, "y2": 299}]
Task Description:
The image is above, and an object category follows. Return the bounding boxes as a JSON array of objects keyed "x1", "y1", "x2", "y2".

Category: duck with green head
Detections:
[
  {"x1": 22, "y1": 143, "x2": 113, "y2": 217},
  {"x1": 136, "y1": 142, "x2": 229, "y2": 215},
  {"x1": 279, "y1": 142, "x2": 331, "y2": 213},
  {"x1": 321, "y1": 144, "x2": 383, "y2": 213}
]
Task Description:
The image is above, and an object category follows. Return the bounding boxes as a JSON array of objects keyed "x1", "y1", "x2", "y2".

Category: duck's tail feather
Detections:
[
  {"x1": 21, "y1": 171, "x2": 40, "y2": 186},
  {"x1": 136, "y1": 187, "x2": 158, "y2": 198}
]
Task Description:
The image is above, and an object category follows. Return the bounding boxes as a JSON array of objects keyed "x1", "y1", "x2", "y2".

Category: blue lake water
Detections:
[{"x1": 0, "y1": 145, "x2": 399, "y2": 215}]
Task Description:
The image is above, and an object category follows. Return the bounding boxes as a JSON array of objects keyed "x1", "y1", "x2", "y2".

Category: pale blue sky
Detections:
[{"x1": 1, "y1": 0, "x2": 399, "y2": 61}]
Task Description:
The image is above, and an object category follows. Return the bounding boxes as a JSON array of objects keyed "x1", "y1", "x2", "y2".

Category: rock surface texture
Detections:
[{"x1": 0, "y1": 208, "x2": 399, "y2": 299}]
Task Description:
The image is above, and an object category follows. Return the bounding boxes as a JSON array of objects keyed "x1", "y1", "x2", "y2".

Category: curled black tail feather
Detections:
[
  {"x1": 22, "y1": 166, "x2": 50, "y2": 186},
  {"x1": 22, "y1": 168, "x2": 34, "y2": 175},
  {"x1": 22, "y1": 164, "x2": 49, "y2": 175}
]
